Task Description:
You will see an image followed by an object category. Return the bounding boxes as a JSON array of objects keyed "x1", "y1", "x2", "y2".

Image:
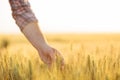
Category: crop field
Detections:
[{"x1": 0, "y1": 33, "x2": 120, "y2": 80}]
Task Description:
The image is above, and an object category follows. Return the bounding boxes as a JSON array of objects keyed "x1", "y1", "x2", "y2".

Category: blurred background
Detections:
[{"x1": 0, "y1": 0, "x2": 120, "y2": 34}]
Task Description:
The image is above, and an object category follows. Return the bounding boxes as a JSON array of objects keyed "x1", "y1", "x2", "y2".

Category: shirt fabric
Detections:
[{"x1": 9, "y1": 0, "x2": 38, "y2": 31}]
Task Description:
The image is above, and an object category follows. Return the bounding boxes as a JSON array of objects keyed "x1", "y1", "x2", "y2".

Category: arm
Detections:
[{"x1": 9, "y1": 0, "x2": 64, "y2": 67}]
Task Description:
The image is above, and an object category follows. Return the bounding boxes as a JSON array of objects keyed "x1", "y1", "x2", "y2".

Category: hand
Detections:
[{"x1": 38, "y1": 44, "x2": 64, "y2": 69}]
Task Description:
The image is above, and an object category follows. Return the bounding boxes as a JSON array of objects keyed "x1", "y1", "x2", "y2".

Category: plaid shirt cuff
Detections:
[{"x1": 9, "y1": 0, "x2": 38, "y2": 31}]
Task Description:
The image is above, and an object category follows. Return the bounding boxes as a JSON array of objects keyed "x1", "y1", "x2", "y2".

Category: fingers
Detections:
[
  {"x1": 39, "y1": 52, "x2": 52, "y2": 65},
  {"x1": 49, "y1": 48, "x2": 56, "y2": 62},
  {"x1": 38, "y1": 47, "x2": 64, "y2": 70},
  {"x1": 54, "y1": 49, "x2": 65, "y2": 70},
  {"x1": 39, "y1": 48, "x2": 55, "y2": 67}
]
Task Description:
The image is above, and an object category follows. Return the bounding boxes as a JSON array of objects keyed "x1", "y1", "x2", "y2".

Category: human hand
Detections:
[{"x1": 38, "y1": 45, "x2": 64, "y2": 70}]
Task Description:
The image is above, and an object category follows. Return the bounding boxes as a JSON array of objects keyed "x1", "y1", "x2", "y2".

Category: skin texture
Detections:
[{"x1": 22, "y1": 22, "x2": 64, "y2": 68}]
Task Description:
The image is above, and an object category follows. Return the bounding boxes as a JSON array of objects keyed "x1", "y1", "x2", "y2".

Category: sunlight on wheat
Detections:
[{"x1": 0, "y1": 34, "x2": 120, "y2": 80}]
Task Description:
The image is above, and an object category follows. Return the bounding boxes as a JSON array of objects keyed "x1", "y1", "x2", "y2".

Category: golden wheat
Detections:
[{"x1": 0, "y1": 34, "x2": 120, "y2": 80}]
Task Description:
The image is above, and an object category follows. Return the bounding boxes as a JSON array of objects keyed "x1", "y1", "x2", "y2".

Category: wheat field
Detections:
[{"x1": 0, "y1": 34, "x2": 120, "y2": 80}]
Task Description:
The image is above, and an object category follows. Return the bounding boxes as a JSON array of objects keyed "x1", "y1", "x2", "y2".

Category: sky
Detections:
[{"x1": 0, "y1": 0, "x2": 120, "y2": 33}]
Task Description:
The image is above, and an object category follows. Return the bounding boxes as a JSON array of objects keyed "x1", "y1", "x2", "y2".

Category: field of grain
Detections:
[{"x1": 0, "y1": 33, "x2": 120, "y2": 80}]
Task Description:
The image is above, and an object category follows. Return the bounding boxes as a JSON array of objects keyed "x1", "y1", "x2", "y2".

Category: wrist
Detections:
[{"x1": 37, "y1": 43, "x2": 49, "y2": 52}]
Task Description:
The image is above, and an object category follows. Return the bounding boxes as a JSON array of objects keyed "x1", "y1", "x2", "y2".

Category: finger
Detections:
[
  {"x1": 49, "y1": 48, "x2": 56, "y2": 62},
  {"x1": 39, "y1": 53, "x2": 51, "y2": 65},
  {"x1": 54, "y1": 49, "x2": 65, "y2": 70},
  {"x1": 55, "y1": 50, "x2": 64, "y2": 63}
]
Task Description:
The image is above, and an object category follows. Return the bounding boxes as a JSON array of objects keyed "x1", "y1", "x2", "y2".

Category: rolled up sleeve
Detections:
[{"x1": 9, "y1": 0, "x2": 38, "y2": 31}]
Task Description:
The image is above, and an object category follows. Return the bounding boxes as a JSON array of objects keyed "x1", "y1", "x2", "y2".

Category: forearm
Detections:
[{"x1": 22, "y1": 22, "x2": 48, "y2": 51}]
